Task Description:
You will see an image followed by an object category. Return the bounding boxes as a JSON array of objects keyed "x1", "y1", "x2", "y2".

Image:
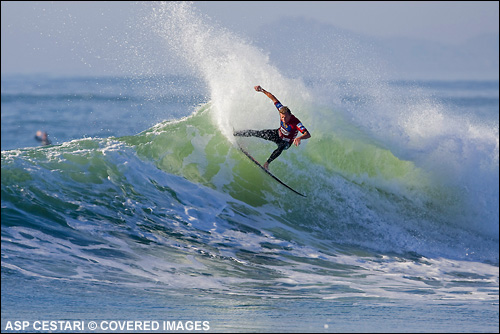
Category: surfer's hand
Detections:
[
  {"x1": 254, "y1": 85, "x2": 263, "y2": 92},
  {"x1": 293, "y1": 138, "x2": 301, "y2": 146}
]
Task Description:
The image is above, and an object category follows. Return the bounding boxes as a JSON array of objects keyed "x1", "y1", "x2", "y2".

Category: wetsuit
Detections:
[{"x1": 234, "y1": 102, "x2": 308, "y2": 164}]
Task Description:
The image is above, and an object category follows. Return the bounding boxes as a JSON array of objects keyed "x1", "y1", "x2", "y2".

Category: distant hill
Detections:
[{"x1": 253, "y1": 17, "x2": 499, "y2": 81}]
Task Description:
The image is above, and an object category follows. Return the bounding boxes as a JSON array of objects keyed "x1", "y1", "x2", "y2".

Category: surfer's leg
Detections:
[
  {"x1": 234, "y1": 129, "x2": 279, "y2": 143},
  {"x1": 266, "y1": 141, "x2": 291, "y2": 164},
  {"x1": 234, "y1": 129, "x2": 259, "y2": 137}
]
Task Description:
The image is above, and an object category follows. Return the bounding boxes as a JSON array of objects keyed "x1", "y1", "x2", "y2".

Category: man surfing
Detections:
[{"x1": 234, "y1": 85, "x2": 311, "y2": 170}]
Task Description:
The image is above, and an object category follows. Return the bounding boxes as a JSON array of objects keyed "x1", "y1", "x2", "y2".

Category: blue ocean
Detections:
[{"x1": 2, "y1": 2, "x2": 498, "y2": 333}]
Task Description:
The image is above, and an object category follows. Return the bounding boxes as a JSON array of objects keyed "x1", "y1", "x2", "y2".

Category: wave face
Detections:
[{"x1": 1, "y1": 2, "x2": 498, "y2": 302}]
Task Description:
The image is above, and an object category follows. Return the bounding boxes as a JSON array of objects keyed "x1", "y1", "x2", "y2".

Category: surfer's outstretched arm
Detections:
[{"x1": 254, "y1": 85, "x2": 280, "y2": 104}]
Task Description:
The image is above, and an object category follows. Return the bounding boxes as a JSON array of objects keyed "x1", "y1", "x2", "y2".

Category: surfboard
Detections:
[{"x1": 237, "y1": 143, "x2": 306, "y2": 197}]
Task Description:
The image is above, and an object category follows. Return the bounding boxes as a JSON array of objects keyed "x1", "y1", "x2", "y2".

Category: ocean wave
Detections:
[
  {"x1": 2, "y1": 103, "x2": 497, "y2": 266},
  {"x1": 1, "y1": 1, "x2": 498, "y2": 302}
]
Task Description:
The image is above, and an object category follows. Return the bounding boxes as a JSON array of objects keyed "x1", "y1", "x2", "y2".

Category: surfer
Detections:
[
  {"x1": 34, "y1": 130, "x2": 52, "y2": 146},
  {"x1": 234, "y1": 85, "x2": 311, "y2": 170}
]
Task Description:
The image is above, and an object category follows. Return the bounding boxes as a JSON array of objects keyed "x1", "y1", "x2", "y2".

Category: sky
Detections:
[{"x1": 1, "y1": 1, "x2": 498, "y2": 76}]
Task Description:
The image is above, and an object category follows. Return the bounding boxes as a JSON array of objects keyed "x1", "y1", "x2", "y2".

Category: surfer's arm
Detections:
[
  {"x1": 293, "y1": 130, "x2": 311, "y2": 147},
  {"x1": 254, "y1": 85, "x2": 280, "y2": 104}
]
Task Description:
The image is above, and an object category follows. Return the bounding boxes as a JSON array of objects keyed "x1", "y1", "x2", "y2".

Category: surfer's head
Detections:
[
  {"x1": 278, "y1": 106, "x2": 291, "y2": 115},
  {"x1": 279, "y1": 106, "x2": 292, "y2": 123}
]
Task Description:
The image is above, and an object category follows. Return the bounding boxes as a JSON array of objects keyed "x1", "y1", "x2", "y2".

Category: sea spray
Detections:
[{"x1": 147, "y1": 1, "x2": 312, "y2": 139}]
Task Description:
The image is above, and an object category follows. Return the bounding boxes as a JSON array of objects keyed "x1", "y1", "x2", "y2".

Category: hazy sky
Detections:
[{"x1": 2, "y1": 1, "x2": 498, "y2": 76}]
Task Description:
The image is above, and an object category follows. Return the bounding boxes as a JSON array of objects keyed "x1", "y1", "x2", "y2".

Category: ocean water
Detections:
[{"x1": 2, "y1": 2, "x2": 499, "y2": 333}]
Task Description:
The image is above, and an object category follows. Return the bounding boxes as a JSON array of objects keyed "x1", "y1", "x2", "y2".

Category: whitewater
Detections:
[{"x1": 2, "y1": 2, "x2": 498, "y2": 332}]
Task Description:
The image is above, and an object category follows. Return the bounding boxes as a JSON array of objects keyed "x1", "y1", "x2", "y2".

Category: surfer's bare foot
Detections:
[{"x1": 263, "y1": 162, "x2": 269, "y2": 170}]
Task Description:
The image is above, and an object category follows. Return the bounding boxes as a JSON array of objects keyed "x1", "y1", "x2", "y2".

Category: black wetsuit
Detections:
[{"x1": 234, "y1": 129, "x2": 291, "y2": 164}]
